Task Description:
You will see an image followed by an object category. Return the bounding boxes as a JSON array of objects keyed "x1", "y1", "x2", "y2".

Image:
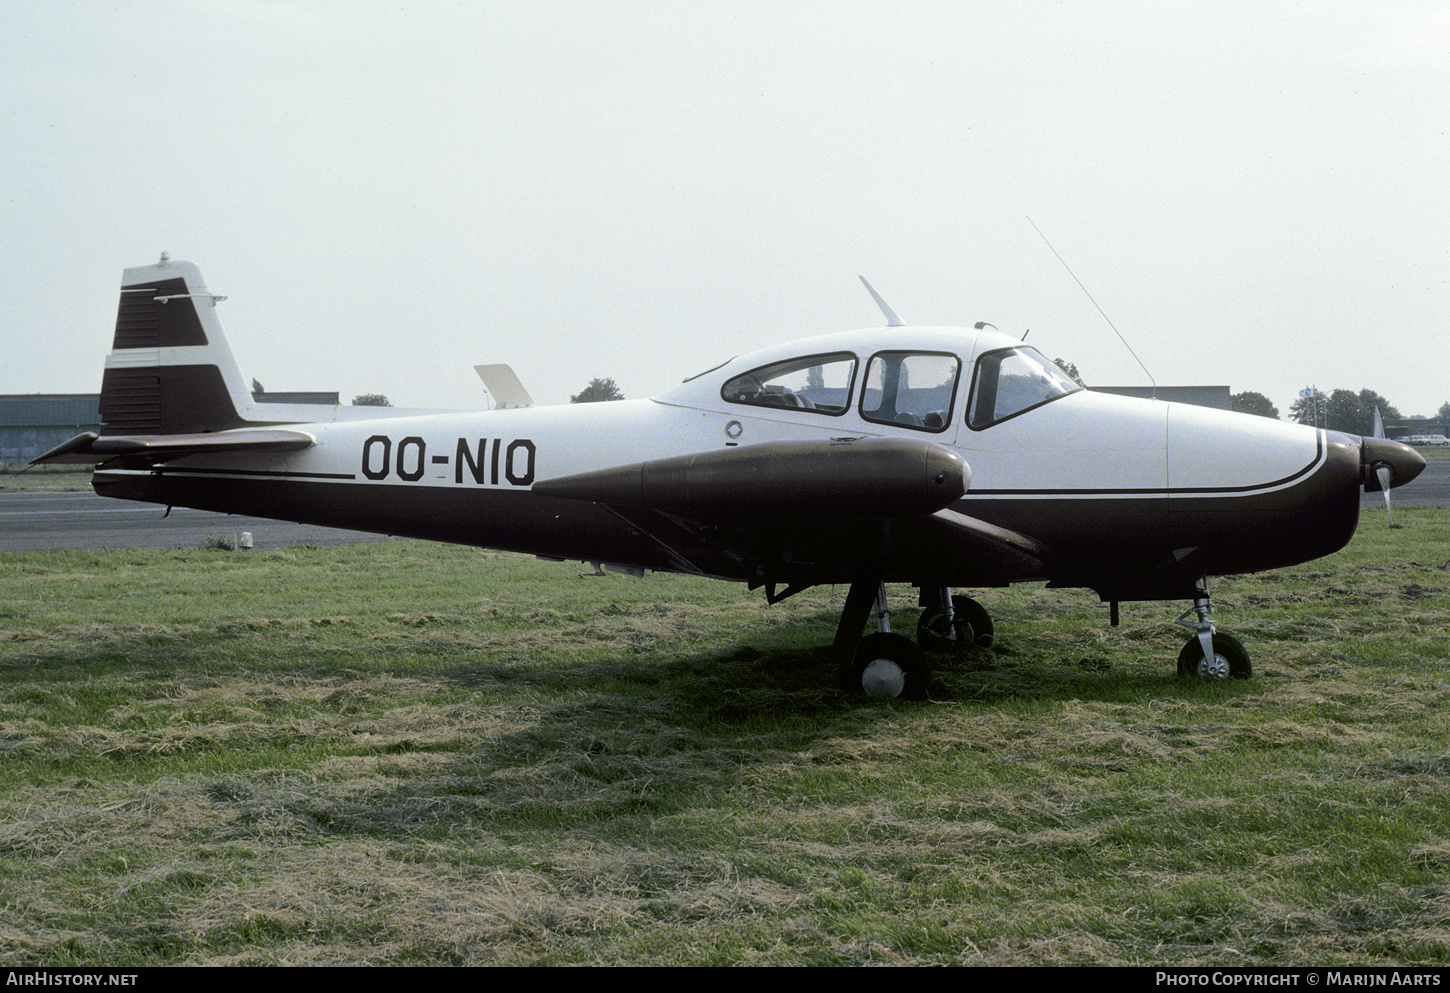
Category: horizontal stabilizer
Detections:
[
  {"x1": 533, "y1": 437, "x2": 967, "y2": 519},
  {"x1": 31, "y1": 429, "x2": 315, "y2": 466}
]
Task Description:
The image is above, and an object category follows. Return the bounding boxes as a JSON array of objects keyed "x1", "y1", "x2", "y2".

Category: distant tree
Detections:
[
  {"x1": 251, "y1": 378, "x2": 265, "y2": 395},
  {"x1": 1439, "y1": 401, "x2": 1450, "y2": 421},
  {"x1": 1290, "y1": 389, "x2": 1326, "y2": 426},
  {"x1": 570, "y1": 378, "x2": 625, "y2": 403},
  {"x1": 1231, "y1": 391, "x2": 1279, "y2": 419},
  {"x1": 1291, "y1": 388, "x2": 1402, "y2": 434},
  {"x1": 1324, "y1": 389, "x2": 1363, "y2": 434},
  {"x1": 1294, "y1": 388, "x2": 1401, "y2": 436},
  {"x1": 1052, "y1": 358, "x2": 1085, "y2": 387},
  {"x1": 352, "y1": 393, "x2": 392, "y2": 407},
  {"x1": 1357, "y1": 389, "x2": 1401, "y2": 433}
]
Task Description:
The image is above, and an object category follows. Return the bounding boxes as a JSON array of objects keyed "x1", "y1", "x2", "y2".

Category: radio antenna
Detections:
[{"x1": 1027, "y1": 216, "x2": 1157, "y2": 397}]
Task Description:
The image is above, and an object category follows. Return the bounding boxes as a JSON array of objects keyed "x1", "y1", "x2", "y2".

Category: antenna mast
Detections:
[{"x1": 1027, "y1": 217, "x2": 1157, "y2": 397}]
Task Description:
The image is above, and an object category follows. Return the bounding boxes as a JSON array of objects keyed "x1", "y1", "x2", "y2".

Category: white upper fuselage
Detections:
[{"x1": 260, "y1": 324, "x2": 1324, "y2": 508}]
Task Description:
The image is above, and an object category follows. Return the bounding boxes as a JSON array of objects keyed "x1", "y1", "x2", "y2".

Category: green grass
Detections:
[
  {"x1": 1, "y1": 512, "x2": 1449, "y2": 965},
  {"x1": 0, "y1": 468, "x2": 94, "y2": 492}
]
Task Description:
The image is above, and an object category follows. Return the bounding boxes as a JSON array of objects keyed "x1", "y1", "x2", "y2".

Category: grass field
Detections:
[
  {"x1": 0, "y1": 468, "x2": 93, "y2": 492},
  {"x1": 1, "y1": 509, "x2": 1448, "y2": 965}
]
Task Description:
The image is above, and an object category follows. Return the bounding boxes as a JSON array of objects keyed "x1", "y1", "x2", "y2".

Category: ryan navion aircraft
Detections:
[{"x1": 36, "y1": 257, "x2": 1426, "y2": 699}]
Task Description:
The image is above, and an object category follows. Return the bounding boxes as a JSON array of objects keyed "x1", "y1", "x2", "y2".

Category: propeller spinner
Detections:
[{"x1": 1360, "y1": 436, "x2": 1426, "y2": 527}]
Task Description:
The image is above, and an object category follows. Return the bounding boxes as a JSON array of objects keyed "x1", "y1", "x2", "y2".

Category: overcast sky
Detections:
[{"x1": 5, "y1": 0, "x2": 1447, "y2": 418}]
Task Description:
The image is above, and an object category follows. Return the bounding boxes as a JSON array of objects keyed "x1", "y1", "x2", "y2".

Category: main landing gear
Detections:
[
  {"x1": 834, "y1": 582, "x2": 994, "y2": 699},
  {"x1": 916, "y1": 587, "x2": 994, "y2": 652},
  {"x1": 1173, "y1": 586, "x2": 1252, "y2": 680},
  {"x1": 831, "y1": 580, "x2": 1253, "y2": 698}
]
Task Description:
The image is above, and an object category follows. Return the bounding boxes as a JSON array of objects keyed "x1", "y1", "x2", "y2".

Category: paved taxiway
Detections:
[
  {"x1": 0, "y1": 490, "x2": 390, "y2": 552},
  {"x1": 2, "y1": 460, "x2": 1445, "y2": 553}
]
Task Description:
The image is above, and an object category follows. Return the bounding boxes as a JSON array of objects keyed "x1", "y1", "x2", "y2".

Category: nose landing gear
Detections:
[{"x1": 1174, "y1": 587, "x2": 1252, "y2": 680}]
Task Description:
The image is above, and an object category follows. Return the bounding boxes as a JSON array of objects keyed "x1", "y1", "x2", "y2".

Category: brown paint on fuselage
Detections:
[{"x1": 94, "y1": 426, "x2": 1364, "y2": 603}]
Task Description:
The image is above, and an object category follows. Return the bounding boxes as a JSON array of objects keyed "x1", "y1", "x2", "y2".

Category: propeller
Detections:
[
  {"x1": 1376, "y1": 462, "x2": 1396, "y2": 526},
  {"x1": 1360, "y1": 435, "x2": 1427, "y2": 528}
]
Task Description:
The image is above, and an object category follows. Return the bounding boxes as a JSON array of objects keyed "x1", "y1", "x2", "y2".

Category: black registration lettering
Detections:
[
  {"x1": 397, "y1": 436, "x2": 426, "y2": 481},
  {"x1": 366, "y1": 435, "x2": 536, "y2": 486},
  {"x1": 362, "y1": 435, "x2": 391, "y2": 480},
  {"x1": 505, "y1": 439, "x2": 536, "y2": 486},
  {"x1": 456, "y1": 438, "x2": 488, "y2": 484}
]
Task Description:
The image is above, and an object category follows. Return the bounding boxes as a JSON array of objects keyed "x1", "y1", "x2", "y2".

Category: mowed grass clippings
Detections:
[{"x1": 0, "y1": 511, "x2": 1447, "y2": 966}]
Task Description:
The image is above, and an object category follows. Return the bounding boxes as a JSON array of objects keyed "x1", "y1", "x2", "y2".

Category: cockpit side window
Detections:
[
  {"x1": 859, "y1": 351, "x2": 961, "y2": 432},
  {"x1": 967, "y1": 346, "x2": 1083, "y2": 429},
  {"x1": 721, "y1": 352, "x2": 857, "y2": 414}
]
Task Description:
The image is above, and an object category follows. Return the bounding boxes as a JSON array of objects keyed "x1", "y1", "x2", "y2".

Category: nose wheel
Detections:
[
  {"x1": 1174, "y1": 588, "x2": 1252, "y2": 680},
  {"x1": 1176, "y1": 632, "x2": 1252, "y2": 679}
]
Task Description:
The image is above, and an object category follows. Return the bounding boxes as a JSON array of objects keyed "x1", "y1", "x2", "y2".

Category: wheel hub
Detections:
[
  {"x1": 860, "y1": 658, "x2": 906, "y2": 697},
  {"x1": 1197, "y1": 653, "x2": 1231, "y2": 680}
]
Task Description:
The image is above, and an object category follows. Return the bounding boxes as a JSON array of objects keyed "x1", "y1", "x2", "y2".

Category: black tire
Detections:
[
  {"x1": 1177, "y1": 632, "x2": 1252, "y2": 680},
  {"x1": 916, "y1": 608, "x2": 973, "y2": 652},
  {"x1": 841, "y1": 633, "x2": 932, "y2": 700},
  {"x1": 916, "y1": 594, "x2": 993, "y2": 652},
  {"x1": 952, "y1": 595, "x2": 994, "y2": 648}
]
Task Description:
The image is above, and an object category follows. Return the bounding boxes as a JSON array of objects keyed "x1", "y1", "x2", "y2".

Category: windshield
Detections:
[{"x1": 967, "y1": 346, "x2": 1082, "y2": 429}]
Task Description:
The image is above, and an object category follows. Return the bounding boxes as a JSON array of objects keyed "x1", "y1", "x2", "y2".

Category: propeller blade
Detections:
[{"x1": 1376, "y1": 463, "x2": 1395, "y2": 527}]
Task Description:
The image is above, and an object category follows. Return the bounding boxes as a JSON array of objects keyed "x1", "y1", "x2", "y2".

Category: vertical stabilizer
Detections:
[{"x1": 98, "y1": 257, "x2": 257, "y2": 435}]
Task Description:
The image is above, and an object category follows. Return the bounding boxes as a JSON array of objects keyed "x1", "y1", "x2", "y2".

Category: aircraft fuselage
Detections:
[{"x1": 92, "y1": 323, "x2": 1381, "y2": 603}]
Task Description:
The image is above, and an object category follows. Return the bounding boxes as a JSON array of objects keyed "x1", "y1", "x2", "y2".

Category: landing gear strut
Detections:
[
  {"x1": 834, "y1": 582, "x2": 996, "y2": 698},
  {"x1": 1174, "y1": 586, "x2": 1251, "y2": 680},
  {"x1": 835, "y1": 581, "x2": 931, "y2": 699},
  {"x1": 916, "y1": 588, "x2": 994, "y2": 652}
]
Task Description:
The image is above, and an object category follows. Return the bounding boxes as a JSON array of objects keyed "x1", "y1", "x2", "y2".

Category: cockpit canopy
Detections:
[{"x1": 708, "y1": 337, "x2": 1079, "y2": 432}]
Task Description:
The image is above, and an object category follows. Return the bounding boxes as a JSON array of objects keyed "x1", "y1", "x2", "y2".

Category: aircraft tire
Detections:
[
  {"x1": 916, "y1": 609, "x2": 973, "y2": 653},
  {"x1": 1176, "y1": 632, "x2": 1252, "y2": 680},
  {"x1": 842, "y1": 633, "x2": 931, "y2": 700},
  {"x1": 952, "y1": 595, "x2": 994, "y2": 648},
  {"x1": 916, "y1": 594, "x2": 993, "y2": 652}
]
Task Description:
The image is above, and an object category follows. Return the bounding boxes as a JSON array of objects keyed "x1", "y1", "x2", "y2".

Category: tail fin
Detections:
[
  {"x1": 31, "y1": 258, "x2": 317, "y2": 467},
  {"x1": 99, "y1": 257, "x2": 256, "y2": 435}
]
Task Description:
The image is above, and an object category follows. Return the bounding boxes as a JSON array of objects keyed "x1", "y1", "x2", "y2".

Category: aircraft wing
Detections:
[
  {"x1": 534, "y1": 437, "x2": 967, "y2": 519},
  {"x1": 30, "y1": 429, "x2": 315, "y2": 466},
  {"x1": 534, "y1": 437, "x2": 1050, "y2": 584}
]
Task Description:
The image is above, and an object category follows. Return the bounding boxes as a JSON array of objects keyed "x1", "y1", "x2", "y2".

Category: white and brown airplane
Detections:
[{"x1": 36, "y1": 258, "x2": 1426, "y2": 698}]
